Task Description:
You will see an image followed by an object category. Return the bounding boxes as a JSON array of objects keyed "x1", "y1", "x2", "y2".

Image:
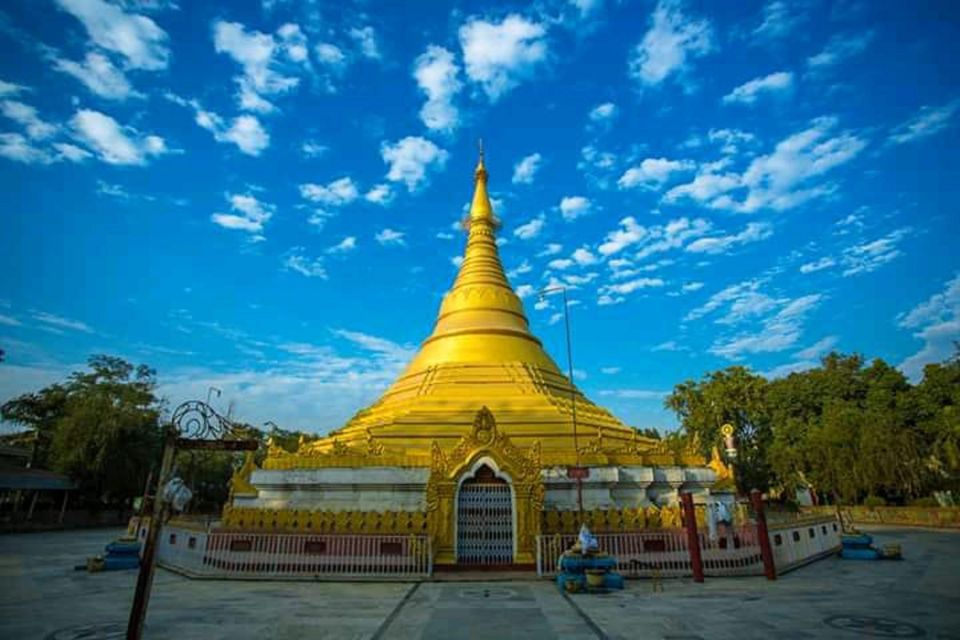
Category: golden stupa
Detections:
[
  {"x1": 227, "y1": 149, "x2": 713, "y2": 566},
  {"x1": 295, "y1": 148, "x2": 654, "y2": 462}
]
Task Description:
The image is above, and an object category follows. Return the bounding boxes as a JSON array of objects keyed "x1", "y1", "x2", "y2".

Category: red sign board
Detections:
[{"x1": 567, "y1": 466, "x2": 590, "y2": 480}]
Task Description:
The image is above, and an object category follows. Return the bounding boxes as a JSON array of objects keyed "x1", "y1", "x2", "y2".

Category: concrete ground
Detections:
[{"x1": 0, "y1": 526, "x2": 957, "y2": 639}]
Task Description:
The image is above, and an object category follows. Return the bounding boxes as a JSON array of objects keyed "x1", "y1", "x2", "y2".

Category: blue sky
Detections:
[{"x1": 1, "y1": 0, "x2": 958, "y2": 433}]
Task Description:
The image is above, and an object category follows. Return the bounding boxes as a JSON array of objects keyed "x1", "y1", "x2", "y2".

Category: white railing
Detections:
[
  {"x1": 537, "y1": 530, "x2": 702, "y2": 578},
  {"x1": 158, "y1": 527, "x2": 432, "y2": 579},
  {"x1": 768, "y1": 516, "x2": 841, "y2": 573},
  {"x1": 699, "y1": 526, "x2": 766, "y2": 576},
  {"x1": 536, "y1": 524, "x2": 794, "y2": 579}
]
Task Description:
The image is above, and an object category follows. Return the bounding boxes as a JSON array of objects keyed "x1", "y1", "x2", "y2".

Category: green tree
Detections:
[
  {"x1": 3, "y1": 355, "x2": 162, "y2": 507},
  {"x1": 1, "y1": 383, "x2": 69, "y2": 468},
  {"x1": 664, "y1": 366, "x2": 772, "y2": 492}
]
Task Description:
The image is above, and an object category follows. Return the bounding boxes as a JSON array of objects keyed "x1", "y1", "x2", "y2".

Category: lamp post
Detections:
[
  {"x1": 206, "y1": 386, "x2": 221, "y2": 407},
  {"x1": 539, "y1": 285, "x2": 585, "y2": 517}
]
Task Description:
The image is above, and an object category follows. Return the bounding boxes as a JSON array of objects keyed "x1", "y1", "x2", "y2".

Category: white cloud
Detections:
[
  {"x1": 795, "y1": 335, "x2": 838, "y2": 360},
  {"x1": 652, "y1": 340, "x2": 685, "y2": 352},
  {"x1": 169, "y1": 93, "x2": 270, "y2": 155},
  {"x1": 840, "y1": 227, "x2": 911, "y2": 277},
  {"x1": 283, "y1": 248, "x2": 327, "y2": 279},
  {"x1": 56, "y1": 0, "x2": 170, "y2": 70},
  {"x1": 628, "y1": 0, "x2": 713, "y2": 89},
  {"x1": 211, "y1": 193, "x2": 274, "y2": 236},
  {"x1": 214, "y1": 20, "x2": 304, "y2": 113},
  {"x1": 459, "y1": 14, "x2": 548, "y2": 101},
  {"x1": 599, "y1": 389, "x2": 668, "y2": 400},
  {"x1": 666, "y1": 116, "x2": 866, "y2": 212},
  {"x1": 349, "y1": 26, "x2": 381, "y2": 60},
  {"x1": 572, "y1": 247, "x2": 598, "y2": 266},
  {"x1": 1, "y1": 101, "x2": 58, "y2": 140},
  {"x1": 721, "y1": 71, "x2": 793, "y2": 105},
  {"x1": 807, "y1": 32, "x2": 874, "y2": 69},
  {"x1": 599, "y1": 217, "x2": 647, "y2": 256},
  {"x1": 682, "y1": 281, "x2": 704, "y2": 293},
  {"x1": 301, "y1": 140, "x2": 328, "y2": 158},
  {"x1": 71, "y1": 109, "x2": 168, "y2": 165},
  {"x1": 514, "y1": 214, "x2": 545, "y2": 240},
  {"x1": 375, "y1": 228, "x2": 406, "y2": 246},
  {"x1": 451, "y1": 256, "x2": 464, "y2": 268},
  {"x1": 601, "y1": 366, "x2": 621, "y2": 375},
  {"x1": 602, "y1": 277, "x2": 665, "y2": 295},
  {"x1": 516, "y1": 284, "x2": 535, "y2": 298},
  {"x1": 589, "y1": 102, "x2": 617, "y2": 123},
  {"x1": 618, "y1": 157, "x2": 694, "y2": 189},
  {"x1": 299, "y1": 177, "x2": 359, "y2": 207},
  {"x1": 31, "y1": 310, "x2": 94, "y2": 333},
  {"x1": 752, "y1": 1, "x2": 802, "y2": 41},
  {"x1": 888, "y1": 100, "x2": 959, "y2": 145},
  {"x1": 0, "y1": 79, "x2": 26, "y2": 97},
  {"x1": 709, "y1": 294, "x2": 823, "y2": 360},
  {"x1": 548, "y1": 258, "x2": 574, "y2": 270},
  {"x1": 559, "y1": 196, "x2": 592, "y2": 221},
  {"x1": 413, "y1": 45, "x2": 462, "y2": 133},
  {"x1": 799, "y1": 256, "x2": 836, "y2": 274},
  {"x1": 685, "y1": 222, "x2": 772, "y2": 255},
  {"x1": 53, "y1": 52, "x2": 139, "y2": 100},
  {"x1": 0, "y1": 313, "x2": 21, "y2": 326},
  {"x1": 897, "y1": 274, "x2": 960, "y2": 380},
  {"x1": 0, "y1": 133, "x2": 53, "y2": 164},
  {"x1": 381, "y1": 136, "x2": 449, "y2": 191},
  {"x1": 632, "y1": 216, "x2": 711, "y2": 261},
  {"x1": 512, "y1": 152, "x2": 542, "y2": 184},
  {"x1": 314, "y1": 43, "x2": 346, "y2": 69},
  {"x1": 538, "y1": 243, "x2": 563, "y2": 257},
  {"x1": 507, "y1": 260, "x2": 532, "y2": 280},
  {"x1": 708, "y1": 128, "x2": 755, "y2": 154},
  {"x1": 327, "y1": 236, "x2": 357, "y2": 254},
  {"x1": 365, "y1": 184, "x2": 393, "y2": 205}
]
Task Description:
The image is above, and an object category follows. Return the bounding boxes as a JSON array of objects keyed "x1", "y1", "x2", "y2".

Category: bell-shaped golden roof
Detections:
[{"x1": 313, "y1": 148, "x2": 652, "y2": 464}]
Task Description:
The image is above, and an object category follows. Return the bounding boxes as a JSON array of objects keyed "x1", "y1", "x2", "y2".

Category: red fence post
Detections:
[
  {"x1": 751, "y1": 489, "x2": 777, "y2": 581},
  {"x1": 680, "y1": 492, "x2": 704, "y2": 583}
]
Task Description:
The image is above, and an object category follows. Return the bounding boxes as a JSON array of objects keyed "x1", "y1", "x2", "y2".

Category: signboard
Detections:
[
  {"x1": 176, "y1": 438, "x2": 259, "y2": 451},
  {"x1": 566, "y1": 466, "x2": 590, "y2": 480}
]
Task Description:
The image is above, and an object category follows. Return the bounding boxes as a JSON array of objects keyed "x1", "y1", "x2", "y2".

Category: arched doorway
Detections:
[{"x1": 456, "y1": 463, "x2": 514, "y2": 565}]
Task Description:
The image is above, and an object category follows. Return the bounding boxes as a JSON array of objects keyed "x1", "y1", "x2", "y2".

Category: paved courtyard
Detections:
[{"x1": 1, "y1": 526, "x2": 958, "y2": 639}]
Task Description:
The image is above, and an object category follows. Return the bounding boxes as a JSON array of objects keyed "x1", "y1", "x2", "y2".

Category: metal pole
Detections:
[
  {"x1": 127, "y1": 425, "x2": 177, "y2": 639},
  {"x1": 681, "y1": 492, "x2": 704, "y2": 582},
  {"x1": 560, "y1": 287, "x2": 583, "y2": 518},
  {"x1": 751, "y1": 489, "x2": 777, "y2": 581}
]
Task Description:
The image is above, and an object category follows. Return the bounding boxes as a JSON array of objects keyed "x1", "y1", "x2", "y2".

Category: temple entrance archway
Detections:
[{"x1": 455, "y1": 459, "x2": 515, "y2": 565}]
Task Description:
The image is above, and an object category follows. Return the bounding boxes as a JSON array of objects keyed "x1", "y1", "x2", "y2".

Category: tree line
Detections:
[
  {"x1": 663, "y1": 350, "x2": 960, "y2": 505},
  {"x1": 0, "y1": 355, "x2": 309, "y2": 512}
]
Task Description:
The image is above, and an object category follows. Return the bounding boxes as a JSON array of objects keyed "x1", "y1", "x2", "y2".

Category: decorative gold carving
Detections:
[
  {"x1": 222, "y1": 506, "x2": 431, "y2": 534},
  {"x1": 365, "y1": 429, "x2": 384, "y2": 456},
  {"x1": 426, "y1": 407, "x2": 545, "y2": 565},
  {"x1": 229, "y1": 452, "x2": 258, "y2": 497},
  {"x1": 708, "y1": 445, "x2": 736, "y2": 490}
]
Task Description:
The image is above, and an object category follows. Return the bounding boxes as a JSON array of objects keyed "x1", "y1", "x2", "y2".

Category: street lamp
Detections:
[
  {"x1": 539, "y1": 285, "x2": 585, "y2": 517},
  {"x1": 206, "y1": 386, "x2": 221, "y2": 406}
]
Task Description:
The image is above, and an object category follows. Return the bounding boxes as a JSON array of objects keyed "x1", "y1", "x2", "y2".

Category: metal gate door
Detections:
[{"x1": 456, "y1": 481, "x2": 513, "y2": 565}]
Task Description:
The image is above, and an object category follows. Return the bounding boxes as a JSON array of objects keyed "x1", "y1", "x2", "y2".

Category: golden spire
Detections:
[{"x1": 468, "y1": 139, "x2": 495, "y2": 227}]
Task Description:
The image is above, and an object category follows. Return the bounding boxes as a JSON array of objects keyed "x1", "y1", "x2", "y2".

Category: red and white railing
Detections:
[{"x1": 158, "y1": 527, "x2": 432, "y2": 579}]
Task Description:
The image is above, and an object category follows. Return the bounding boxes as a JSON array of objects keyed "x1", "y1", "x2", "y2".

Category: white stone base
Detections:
[{"x1": 237, "y1": 464, "x2": 717, "y2": 512}]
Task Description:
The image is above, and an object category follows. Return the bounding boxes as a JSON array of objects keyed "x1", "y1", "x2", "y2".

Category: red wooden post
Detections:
[
  {"x1": 751, "y1": 489, "x2": 777, "y2": 581},
  {"x1": 680, "y1": 492, "x2": 704, "y2": 583}
]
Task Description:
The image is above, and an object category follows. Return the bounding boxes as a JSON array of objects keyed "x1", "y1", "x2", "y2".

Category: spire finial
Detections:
[{"x1": 474, "y1": 137, "x2": 488, "y2": 183}]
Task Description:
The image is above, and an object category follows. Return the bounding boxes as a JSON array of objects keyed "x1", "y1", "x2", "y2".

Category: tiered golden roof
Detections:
[{"x1": 297, "y1": 149, "x2": 658, "y2": 464}]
